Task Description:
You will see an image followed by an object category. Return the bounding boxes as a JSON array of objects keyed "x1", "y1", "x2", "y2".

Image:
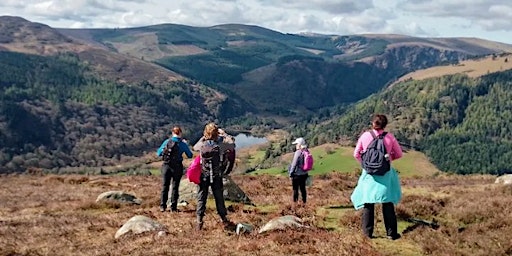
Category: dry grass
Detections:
[
  {"x1": 1, "y1": 172, "x2": 511, "y2": 256},
  {"x1": 394, "y1": 54, "x2": 512, "y2": 85}
]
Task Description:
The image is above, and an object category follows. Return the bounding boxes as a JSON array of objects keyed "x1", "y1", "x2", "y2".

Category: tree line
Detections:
[
  {"x1": 294, "y1": 70, "x2": 512, "y2": 175},
  {"x1": 0, "y1": 51, "x2": 254, "y2": 173}
]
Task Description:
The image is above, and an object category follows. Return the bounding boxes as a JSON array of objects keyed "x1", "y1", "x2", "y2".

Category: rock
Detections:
[
  {"x1": 177, "y1": 200, "x2": 189, "y2": 207},
  {"x1": 236, "y1": 223, "x2": 254, "y2": 235},
  {"x1": 115, "y1": 215, "x2": 167, "y2": 239},
  {"x1": 96, "y1": 191, "x2": 142, "y2": 205},
  {"x1": 222, "y1": 176, "x2": 253, "y2": 205},
  {"x1": 495, "y1": 174, "x2": 512, "y2": 185},
  {"x1": 258, "y1": 215, "x2": 305, "y2": 234},
  {"x1": 178, "y1": 176, "x2": 253, "y2": 205}
]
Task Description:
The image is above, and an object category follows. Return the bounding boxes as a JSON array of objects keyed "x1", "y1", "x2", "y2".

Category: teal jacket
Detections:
[
  {"x1": 156, "y1": 136, "x2": 193, "y2": 162},
  {"x1": 350, "y1": 167, "x2": 402, "y2": 210}
]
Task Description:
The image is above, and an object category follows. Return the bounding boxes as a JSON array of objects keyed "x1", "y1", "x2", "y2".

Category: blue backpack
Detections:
[{"x1": 361, "y1": 131, "x2": 390, "y2": 175}]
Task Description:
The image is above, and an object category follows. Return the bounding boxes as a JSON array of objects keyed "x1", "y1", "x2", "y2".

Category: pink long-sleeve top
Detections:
[{"x1": 353, "y1": 129, "x2": 403, "y2": 162}]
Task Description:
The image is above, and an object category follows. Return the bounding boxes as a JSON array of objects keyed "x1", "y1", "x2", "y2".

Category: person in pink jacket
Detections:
[{"x1": 351, "y1": 114, "x2": 403, "y2": 240}]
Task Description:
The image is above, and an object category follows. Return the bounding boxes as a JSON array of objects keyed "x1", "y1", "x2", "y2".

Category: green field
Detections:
[{"x1": 251, "y1": 146, "x2": 440, "y2": 177}]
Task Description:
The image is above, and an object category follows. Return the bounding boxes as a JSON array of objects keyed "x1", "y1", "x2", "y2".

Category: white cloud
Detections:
[
  {"x1": 1, "y1": 0, "x2": 511, "y2": 43},
  {"x1": 398, "y1": 0, "x2": 512, "y2": 32}
]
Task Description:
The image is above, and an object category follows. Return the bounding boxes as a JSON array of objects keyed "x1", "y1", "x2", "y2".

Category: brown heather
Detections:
[{"x1": 0, "y1": 172, "x2": 511, "y2": 256}]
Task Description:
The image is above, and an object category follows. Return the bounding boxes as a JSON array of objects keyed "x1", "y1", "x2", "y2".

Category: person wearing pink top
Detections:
[
  {"x1": 350, "y1": 114, "x2": 403, "y2": 240},
  {"x1": 353, "y1": 125, "x2": 403, "y2": 163}
]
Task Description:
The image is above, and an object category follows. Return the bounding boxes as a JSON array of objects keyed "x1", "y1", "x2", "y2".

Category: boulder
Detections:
[
  {"x1": 178, "y1": 176, "x2": 253, "y2": 205},
  {"x1": 96, "y1": 191, "x2": 142, "y2": 205},
  {"x1": 495, "y1": 174, "x2": 512, "y2": 185},
  {"x1": 258, "y1": 215, "x2": 305, "y2": 234},
  {"x1": 115, "y1": 215, "x2": 167, "y2": 239}
]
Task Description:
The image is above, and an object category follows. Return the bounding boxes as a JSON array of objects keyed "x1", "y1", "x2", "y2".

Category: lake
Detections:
[{"x1": 234, "y1": 133, "x2": 268, "y2": 149}]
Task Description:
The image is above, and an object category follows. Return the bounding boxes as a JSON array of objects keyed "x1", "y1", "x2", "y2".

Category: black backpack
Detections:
[
  {"x1": 162, "y1": 139, "x2": 180, "y2": 164},
  {"x1": 200, "y1": 140, "x2": 222, "y2": 182},
  {"x1": 361, "y1": 131, "x2": 390, "y2": 175}
]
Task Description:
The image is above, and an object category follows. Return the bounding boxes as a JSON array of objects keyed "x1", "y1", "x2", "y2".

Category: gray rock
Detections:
[
  {"x1": 236, "y1": 223, "x2": 254, "y2": 235},
  {"x1": 178, "y1": 176, "x2": 253, "y2": 205},
  {"x1": 96, "y1": 191, "x2": 142, "y2": 205},
  {"x1": 258, "y1": 215, "x2": 305, "y2": 234},
  {"x1": 115, "y1": 215, "x2": 167, "y2": 239},
  {"x1": 495, "y1": 174, "x2": 512, "y2": 185}
]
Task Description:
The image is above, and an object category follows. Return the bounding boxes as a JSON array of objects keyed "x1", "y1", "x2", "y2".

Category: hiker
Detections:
[
  {"x1": 288, "y1": 137, "x2": 310, "y2": 204},
  {"x1": 218, "y1": 128, "x2": 236, "y2": 176},
  {"x1": 193, "y1": 128, "x2": 236, "y2": 176},
  {"x1": 351, "y1": 114, "x2": 403, "y2": 240},
  {"x1": 196, "y1": 123, "x2": 234, "y2": 230},
  {"x1": 156, "y1": 126, "x2": 193, "y2": 212}
]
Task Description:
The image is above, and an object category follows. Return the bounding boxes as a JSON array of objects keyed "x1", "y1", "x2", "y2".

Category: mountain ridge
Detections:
[{"x1": 2, "y1": 15, "x2": 512, "y2": 174}]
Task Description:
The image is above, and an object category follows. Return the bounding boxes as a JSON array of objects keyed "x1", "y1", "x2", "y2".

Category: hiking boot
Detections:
[
  {"x1": 387, "y1": 234, "x2": 401, "y2": 240},
  {"x1": 159, "y1": 206, "x2": 166, "y2": 212},
  {"x1": 196, "y1": 222, "x2": 203, "y2": 231},
  {"x1": 222, "y1": 219, "x2": 236, "y2": 230},
  {"x1": 364, "y1": 234, "x2": 374, "y2": 239},
  {"x1": 170, "y1": 208, "x2": 181, "y2": 213}
]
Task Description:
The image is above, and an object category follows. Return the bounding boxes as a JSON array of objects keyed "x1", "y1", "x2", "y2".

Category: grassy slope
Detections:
[
  {"x1": 393, "y1": 54, "x2": 512, "y2": 86},
  {"x1": 1, "y1": 172, "x2": 509, "y2": 256},
  {"x1": 252, "y1": 145, "x2": 440, "y2": 177}
]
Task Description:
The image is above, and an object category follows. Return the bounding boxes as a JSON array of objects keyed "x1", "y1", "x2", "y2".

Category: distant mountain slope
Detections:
[
  {"x1": 0, "y1": 17, "x2": 249, "y2": 173},
  {"x1": 2, "y1": 15, "x2": 512, "y2": 174},
  {"x1": 0, "y1": 16, "x2": 183, "y2": 85},
  {"x1": 394, "y1": 53, "x2": 512, "y2": 84},
  {"x1": 56, "y1": 22, "x2": 512, "y2": 114}
]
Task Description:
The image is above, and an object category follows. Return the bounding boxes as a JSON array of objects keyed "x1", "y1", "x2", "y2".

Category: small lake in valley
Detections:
[{"x1": 234, "y1": 133, "x2": 268, "y2": 149}]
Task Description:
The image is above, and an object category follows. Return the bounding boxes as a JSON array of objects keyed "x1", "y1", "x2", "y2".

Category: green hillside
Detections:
[
  {"x1": 309, "y1": 70, "x2": 512, "y2": 174},
  {"x1": 82, "y1": 23, "x2": 473, "y2": 113},
  {"x1": 3, "y1": 16, "x2": 512, "y2": 175},
  {"x1": 0, "y1": 51, "x2": 245, "y2": 173},
  {"x1": 252, "y1": 145, "x2": 440, "y2": 177}
]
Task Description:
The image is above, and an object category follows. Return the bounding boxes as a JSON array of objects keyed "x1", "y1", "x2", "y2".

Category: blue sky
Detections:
[{"x1": 1, "y1": 0, "x2": 511, "y2": 44}]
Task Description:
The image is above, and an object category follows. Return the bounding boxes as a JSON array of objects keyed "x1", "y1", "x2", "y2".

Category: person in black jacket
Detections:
[
  {"x1": 156, "y1": 126, "x2": 193, "y2": 212},
  {"x1": 195, "y1": 123, "x2": 234, "y2": 230}
]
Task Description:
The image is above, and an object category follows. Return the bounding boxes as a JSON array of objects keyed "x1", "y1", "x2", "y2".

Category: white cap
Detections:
[{"x1": 292, "y1": 137, "x2": 306, "y2": 147}]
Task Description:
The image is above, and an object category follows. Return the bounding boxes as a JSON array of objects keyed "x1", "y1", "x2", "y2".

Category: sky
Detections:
[{"x1": 1, "y1": 0, "x2": 512, "y2": 44}]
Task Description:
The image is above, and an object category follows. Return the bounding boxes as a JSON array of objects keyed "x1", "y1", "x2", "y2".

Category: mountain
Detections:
[
  {"x1": 0, "y1": 16, "x2": 183, "y2": 85},
  {"x1": 0, "y1": 16, "x2": 247, "y2": 173},
  {"x1": 1, "y1": 15, "x2": 512, "y2": 173},
  {"x1": 56, "y1": 23, "x2": 512, "y2": 114}
]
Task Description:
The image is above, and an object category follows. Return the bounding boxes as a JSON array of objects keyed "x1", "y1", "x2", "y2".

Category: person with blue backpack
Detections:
[
  {"x1": 351, "y1": 114, "x2": 403, "y2": 240},
  {"x1": 156, "y1": 126, "x2": 193, "y2": 212},
  {"x1": 288, "y1": 137, "x2": 313, "y2": 204}
]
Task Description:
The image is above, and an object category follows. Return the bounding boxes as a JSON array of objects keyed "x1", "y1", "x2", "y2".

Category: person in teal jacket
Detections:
[
  {"x1": 157, "y1": 126, "x2": 193, "y2": 212},
  {"x1": 351, "y1": 114, "x2": 403, "y2": 240}
]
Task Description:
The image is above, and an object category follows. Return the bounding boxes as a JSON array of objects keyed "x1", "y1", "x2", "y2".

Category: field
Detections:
[
  {"x1": 394, "y1": 54, "x2": 512, "y2": 85},
  {"x1": 252, "y1": 144, "x2": 440, "y2": 177},
  {"x1": 1, "y1": 170, "x2": 511, "y2": 256}
]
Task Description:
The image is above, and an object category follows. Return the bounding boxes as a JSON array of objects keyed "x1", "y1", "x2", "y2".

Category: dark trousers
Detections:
[
  {"x1": 362, "y1": 202, "x2": 398, "y2": 237},
  {"x1": 292, "y1": 174, "x2": 308, "y2": 203},
  {"x1": 160, "y1": 162, "x2": 183, "y2": 210},
  {"x1": 196, "y1": 176, "x2": 228, "y2": 223}
]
